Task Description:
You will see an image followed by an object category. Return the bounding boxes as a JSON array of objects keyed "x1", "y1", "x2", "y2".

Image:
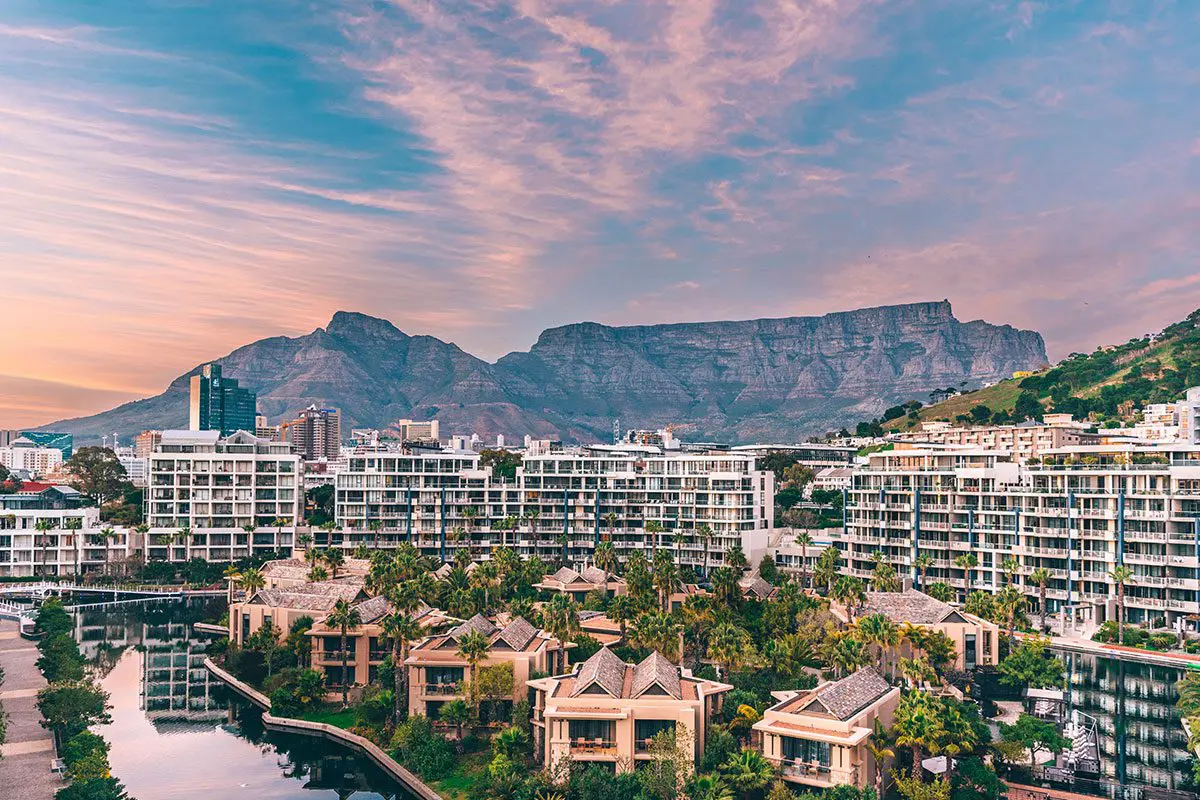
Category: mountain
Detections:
[
  {"x1": 42, "y1": 301, "x2": 1047, "y2": 444},
  {"x1": 880, "y1": 307, "x2": 1200, "y2": 431}
]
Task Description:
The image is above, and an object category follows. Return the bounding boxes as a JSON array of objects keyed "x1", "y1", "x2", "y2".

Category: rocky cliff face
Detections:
[{"x1": 45, "y1": 302, "x2": 1046, "y2": 444}]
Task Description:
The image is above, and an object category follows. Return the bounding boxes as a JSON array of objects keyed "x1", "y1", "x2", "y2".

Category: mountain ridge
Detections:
[{"x1": 40, "y1": 300, "x2": 1047, "y2": 444}]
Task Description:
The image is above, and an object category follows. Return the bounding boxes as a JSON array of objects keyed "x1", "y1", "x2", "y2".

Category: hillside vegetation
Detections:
[{"x1": 858, "y1": 308, "x2": 1200, "y2": 435}]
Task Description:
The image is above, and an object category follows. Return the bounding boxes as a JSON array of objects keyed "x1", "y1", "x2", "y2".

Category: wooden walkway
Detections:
[{"x1": 0, "y1": 620, "x2": 63, "y2": 799}]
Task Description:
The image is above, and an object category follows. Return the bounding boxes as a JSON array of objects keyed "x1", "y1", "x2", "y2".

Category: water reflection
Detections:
[
  {"x1": 1058, "y1": 649, "x2": 1197, "y2": 796},
  {"x1": 73, "y1": 600, "x2": 412, "y2": 800}
]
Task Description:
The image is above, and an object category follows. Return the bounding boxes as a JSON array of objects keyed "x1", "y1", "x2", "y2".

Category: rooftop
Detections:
[
  {"x1": 858, "y1": 590, "x2": 970, "y2": 626},
  {"x1": 776, "y1": 668, "x2": 892, "y2": 721}
]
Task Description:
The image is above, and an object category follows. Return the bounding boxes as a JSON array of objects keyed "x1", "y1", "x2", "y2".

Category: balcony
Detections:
[
  {"x1": 569, "y1": 739, "x2": 618, "y2": 756},
  {"x1": 775, "y1": 759, "x2": 858, "y2": 788},
  {"x1": 422, "y1": 683, "x2": 462, "y2": 697}
]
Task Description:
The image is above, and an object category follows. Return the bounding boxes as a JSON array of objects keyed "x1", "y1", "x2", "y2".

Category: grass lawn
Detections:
[
  {"x1": 428, "y1": 749, "x2": 491, "y2": 800},
  {"x1": 301, "y1": 704, "x2": 358, "y2": 730}
]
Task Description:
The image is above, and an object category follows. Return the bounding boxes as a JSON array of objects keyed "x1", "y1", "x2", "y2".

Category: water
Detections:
[
  {"x1": 71, "y1": 599, "x2": 413, "y2": 800},
  {"x1": 1050, "y1": 648, "x2": 1198, "y2": 797}
]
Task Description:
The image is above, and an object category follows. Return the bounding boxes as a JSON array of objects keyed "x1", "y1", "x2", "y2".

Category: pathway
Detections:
[
  {"x1": 0, "y1": 620, "x2": 63, "y2": 799},
  {"x1": 1018, "y1": 629, "x2": 1200, "y2": 669}
]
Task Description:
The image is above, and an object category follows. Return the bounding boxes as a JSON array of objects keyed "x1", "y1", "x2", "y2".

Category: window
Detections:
[
  {"x1": 569, "y1": 719, "x2": 615, "y2": 744},
  {"x1": 426, "y1": 666, "x2": 464, "y2": 687},
  {"x1": 782, "y1": 737, "x2": 830, "y2": 766},
  {"x1": 635, "y1": 719, "x2": 676, "y2": 751},
  {"x1": 965, "y1": 634, "x2": 977, "y2": 670}
]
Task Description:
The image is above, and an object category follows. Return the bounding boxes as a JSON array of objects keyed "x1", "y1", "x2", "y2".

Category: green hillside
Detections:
[{"x1": 858, "y1": 307, "x2": 1200, "y2": 435}]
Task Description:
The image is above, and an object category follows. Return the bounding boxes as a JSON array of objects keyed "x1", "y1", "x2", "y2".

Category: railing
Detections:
[
  {"x1": 570, "y1": 739, "x2": 617, "y2": 753},
  {"x1": 421, "y1": 683, "x2": 462, "y2": 697},
  {"x1": 319, "y1": 650, "x2": 355, "y2": 661}
]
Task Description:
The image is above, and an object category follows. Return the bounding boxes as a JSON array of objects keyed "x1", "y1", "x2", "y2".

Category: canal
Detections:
[{"x1": 71, "y1": 598, "x2": 414, "y2": 800}]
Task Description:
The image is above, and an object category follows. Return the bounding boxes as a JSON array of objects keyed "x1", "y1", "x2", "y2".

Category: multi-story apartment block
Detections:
[
  {"x1": 0, "y1": 484, "x2": 133, "y2": 577},
  {"x1": 839, "y1": 443, "x2": 1200, "y2": 630},
  {"x1": 0, "y1": 437, "x2": 65, "y2": 477},
  {"x1": 754, "y1": 668, "x2": 899, "y2": 792},
  {"x1": 889, "y1": 418, "x2": 1100, "y2": 461},
  {"x1": 331, "y1": 445, "x2": 775, "y2": 570},
  {"x1": 529, "y1": 648, "x2": 732, "y2": 777},
  {"x1": 135, "y1": 430, "x2": 163, "y2": 460},
  {"x1": 283, "y1": 405, "x2": 342, "y2": 460},
  {"x1": 146, "y1": 430, "x2": 301, "y2": 562}
]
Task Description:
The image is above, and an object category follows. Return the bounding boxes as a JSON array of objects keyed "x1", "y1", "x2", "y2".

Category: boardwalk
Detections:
[{"x1": 0, "y1": 620, "x2": 62, "y2": 799}]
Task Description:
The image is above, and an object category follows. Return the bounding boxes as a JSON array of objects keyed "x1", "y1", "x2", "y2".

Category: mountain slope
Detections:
[
  {"x1": 882, "y1": 307, "x2": 1200, "y2": 430},
  {"x1": 42, "y1": 302, "x2": 1047, "y2": 444}
]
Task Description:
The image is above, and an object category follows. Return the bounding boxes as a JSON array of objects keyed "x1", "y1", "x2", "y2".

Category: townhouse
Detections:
[
  {"x1": 754, "y1": 668, "x2": 899, "y2": 792},
  {"x1": 528, "y1": 648, "x2": 732, "y2": 776}
]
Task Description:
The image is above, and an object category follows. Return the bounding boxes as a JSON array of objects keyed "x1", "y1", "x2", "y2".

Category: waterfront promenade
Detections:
[{"x1": 0, "y1": 619, "x2": 62, "y2": 799}]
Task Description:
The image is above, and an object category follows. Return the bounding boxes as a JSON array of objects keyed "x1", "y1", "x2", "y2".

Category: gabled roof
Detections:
[
  {"x1": 449, "y1": 613, "x2": 498, "y2": 640},
  {"x1": 495, "y1": 617, "x2": 537, "y2": 650},
  {"x1": 739, "y1": 574, "x2": 776, "y2": 599},
  {"x1": 859, "y1": 590, "x2": 961, "y2": 625},
  {"x1": 580, "y1": 566, "x2": 622, "y2": 585},
  {"x1": 572, "y1": 647, "x2": 627, "y2": 698},
  {"x1": 549, "y1": 566, "x2": 584, "y2": 583},
  {"x1": 799, "y1": 668, "x2": 891, "y2": 721},
  {"x1": 631, "y1": 652, "x2": 682, "y2": 699},
  {"x1": 248, "y1": 581, "x2": 366, "y2": 612}
]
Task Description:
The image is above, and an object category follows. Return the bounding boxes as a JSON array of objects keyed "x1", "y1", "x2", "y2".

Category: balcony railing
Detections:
[
  {"x1": 422, "y1": 682, "x2": 462, "y2": 697},
  {"x1": 570, "y1": 739, "x2": 617, "y2": 754}
]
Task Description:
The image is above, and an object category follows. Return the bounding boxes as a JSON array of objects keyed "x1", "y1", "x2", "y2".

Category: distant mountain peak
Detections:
[{"x1": 325, "y1": 311, "x2": 407, "y2": 340}]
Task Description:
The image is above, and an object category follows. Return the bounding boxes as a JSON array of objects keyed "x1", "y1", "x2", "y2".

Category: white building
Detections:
[
  {"x1": 834, "y1": 443, "x2": 1200, "y2": 630},
  {"x1": 146, "y1": 430, "x2": 302, "y2": 562},
  {"x1": 0, "y1": 485, "x2": 134, "y2": 578},
  {"x1": 1179, "y1": 388, "x2": 1200, "y2": 444},
  {"x1": 331, "y1": 443, "x2": 775, "y2": 570},
  {"x1": 0, "y1": 438, "x2": 64, "y2": 477},
  {"x1": 116, "y1": 446, "x2": 149, "y2": 487}
]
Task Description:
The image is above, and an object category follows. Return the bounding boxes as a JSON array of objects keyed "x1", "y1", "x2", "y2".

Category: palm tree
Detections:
[
  {"x1": 34, "y1": 519, "x2": 55, "y2": 577},
  {"x1": 455, "y1": 629, "x2": 492, "y2": 721},
  {"x1": 720, "y1": 749, "x2": 774, "y2": 800},
  {"x1": 865, "y1": 721, "x2": 896, "y2": 800},
  {"x1": 680, "y1": 594, "x2": 714, "y2": 667},
  {"x1": 237, "y1": 567, "x2": 265, "y2": 599},
  {"x1": 856, "y1": 613, "x2": 900, "y2": 680},
  {"x1": 65, "y1": 518, "x2": 84, "y2": 578},
  {"x1": 1110, "y1": 565, "x2": 1134, "y2": 645},
  {"x1": 706, "y1": 622, "x2": 756, "y2": 679},
  {"x1": 631, "y1": 611, "x2": 683, "y2": 663},
  {"x1": 832, "y1": 575, "x2": 866, "y2": 622},
  {"x1": 825, "y1": 631, "x2": 870, "y2": 678},
  {"x1": 381, "y1": 610, "x2": 423, "y2": 722},
  {"x1": 673, "y1": 531, "x2": 685, "y2": 567},
  {"x1": 1001, "y1": 556, "x2": 1022, "y2": 588},
  {"x1": 323, "y1": 547, "x2": 345, "y2": 579},
  {"x1": 1029, "y1": 567, "x2": 1052, "y2": 633},
  {"x1": 813, "y1": 546, "x2": 842, "y2": 595},
  {"x1": 607, "y1": 594, "x2": 635, "y2": 641},
  {"x1": 368, "y1": 519, "x2": 384, "y2": 551},
  {"x1": 604, "y1": 511, "x2": 619, "y2": 543},
  {"x1": 794, "y1": 530, "x2": 813, "y2": 589},
  {"x1": 326, "y1": 598, "x2": 361, "y2": 708},
  {"x1": 652, "y1": 549, "x2": 680, "y2": 611},
  {"x1": 711, "y1": 567, "x2": 742, "y2": 609},
  {"x1": 996, "y1": 585, "x2": 1026, "y2": 641},
  {"x1": 593, "y1": 541, "x2": 617, "y2": 575},
  {"x1": 914, "y1": 554, "x2": 934, "y2": 590},
  {"x1": 689, "y1": 774, "x2": 734, "y2": 800},
  {"x1": 697, "y1": 524, "x2": 714, "y2": 579},
  {"x1": 223, "y1": 565, "x2": 241, "y2": 604},
  {"x1": 173, "y1": 526, "x2": 192, "y2": 561},
  {"x1": 271, "y1": 516, "x2": 289, "y2": 550},
  {"x1": 893, "y1": 690, "x2": 941, "y2": 778},
  {"x1": 307, "y1": 564, "x2": 329, "y2": 582},
  {"x1": 541, "y1": 594, "x2": 581, "y2": 665},
  {"x1": 954, "y1": 553, "x2": 978, "y2": 600}
]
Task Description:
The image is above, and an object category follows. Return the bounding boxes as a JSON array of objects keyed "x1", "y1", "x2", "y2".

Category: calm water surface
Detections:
[{"x1": 74, "y1": 599, "x2": 412, "y2": 800}]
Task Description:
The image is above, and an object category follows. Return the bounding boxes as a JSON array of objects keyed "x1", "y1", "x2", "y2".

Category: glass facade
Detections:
[{"x1": 189, "y1": 364, "x2": 257, "y2": 436}]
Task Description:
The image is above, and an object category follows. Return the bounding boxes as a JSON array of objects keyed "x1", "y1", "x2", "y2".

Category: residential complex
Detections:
[
  {"x1": 529, "y1": 648, "x2": 732, "y2": 775},
  {"x1": 889, "y1": 416, "x2": 1101, "y2": 460},
  {"x1": 146, "y1": 430, "x2": 302, "y2": 562},
  {"x1": 189, "y1": 363, "x2": 257, "y2": 436},
  {"x1": 0, "y1": 483, "x2": 133, "y2": 577},
  {"x1": 0, "y1": 436, "x2": 65, "y2": 476},
  {"x1": 330, "y1": 445, "x2": 774, "y2": 572},
  {"x1": 754, "y1": 668, "x2": 899, "y2": 792},
  {"x1": 835, "y1": 442, "x2": 1200, "y2": 630}
]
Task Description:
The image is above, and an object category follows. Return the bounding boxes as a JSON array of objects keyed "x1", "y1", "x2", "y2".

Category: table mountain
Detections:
[{"x1": 43, "y1": 301, "x2": 1046, "y2": 444}]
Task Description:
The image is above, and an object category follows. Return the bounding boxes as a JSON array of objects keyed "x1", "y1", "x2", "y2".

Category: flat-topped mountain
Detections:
[{"x1": 43, "y1": 301, "x2": 1047, "y2": 444}]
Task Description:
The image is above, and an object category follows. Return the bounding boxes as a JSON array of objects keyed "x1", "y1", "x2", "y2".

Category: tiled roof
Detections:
[
  {"x1": 860, "y1": 590, "x2": 955, "y2": 625},
  {"x1": 250, "y1": 581, "x2": 365, "y2": 612},
  {"x1": 550, "y1": 566, "x2": 583, "y2": 583},
  {"x1": 580, "y1": 566, "x2": 618, "y2": 585},
  {"x1": 495, "y1": 617, "x2": 538, "y2": 650},
  {"x1": 354, "y1": 595, "x2": 393, "y2": 624},
  {"x1": 739, "y1": 574, "x2": 776, "y2": 598},
  {"x1": 811, "y1": 668, "x2": 891, "y2": 720},
  {"x1": 572, "y1": 647, "x2": 627, "y2": 698},
  {"x1": 450, "y1": 613, "x2": 498, "y2": 640},
  {"x1": 631, "y1": 652, "x2": 682, "y2": 699}
]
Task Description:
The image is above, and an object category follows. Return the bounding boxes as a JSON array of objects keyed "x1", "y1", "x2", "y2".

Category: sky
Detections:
[{"x1": 2, "y1": 0, "x2": 1199, "y2": 428}]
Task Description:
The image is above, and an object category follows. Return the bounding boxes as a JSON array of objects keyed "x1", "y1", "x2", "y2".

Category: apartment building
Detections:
[
  {"x1": 0, "y1": 484, "x2": 133, "y2": 577},
  {"x1": 284, "y1": 405, "x2": 342, "y2": 460},
  {"x1": 332, "y1": 445, "x2": 774, "y2": 571},
  {"x1": 528, "y1": 648, "x2": 732, "y2": 776},
  {"x1": 831, "y1": 590, "x2": 1000, "y2": 671},
  {"x1": 146, "y1": 430, "x2": 302, "y2": 562},
  {"x1": 838, "y1": 444, "x2": 1200, "y2": 630},
  {"x1": 890, "y1": 418, "x2": 1100, "y2": 461},
  {"x1": 754, "y1": 668, "x2": 899, "y2": 791},
  {"x1": 0, "y1": 437, "x2": 65, "y2": 477},
  {"x1": 405, "y1": 614, "x2": 570, "y2": 722}
]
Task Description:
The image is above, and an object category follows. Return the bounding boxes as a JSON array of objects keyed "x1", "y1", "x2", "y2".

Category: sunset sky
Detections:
[{"x1": 2, "y1": 1, "x2": 1199, "y2": 428}]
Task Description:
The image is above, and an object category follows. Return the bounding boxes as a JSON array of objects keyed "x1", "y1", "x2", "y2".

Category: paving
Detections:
[{"x1": 0, "y1": 620, "x2": 64, "y2": 799}]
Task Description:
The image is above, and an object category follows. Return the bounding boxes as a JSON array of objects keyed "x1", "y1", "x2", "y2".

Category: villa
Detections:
[
  {"x1": 230, "y1": 580, "x2": 368, "y2": 646},
  {"x1": 753, "y1": 668, "x2": 900, "y2": 791},
  {"x1": 528, "y1": 648, "x2": 732, "y2": 777},
  {"x1": 535, "y1": 566, "x2": 627, "y2": 602}
]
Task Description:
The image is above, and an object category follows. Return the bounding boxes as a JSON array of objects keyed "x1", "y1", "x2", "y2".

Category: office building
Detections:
[
  {"x1": 529, "y1": 648, "x2": 732, "y2": 776},
  {"x1": 135, "y1": 430, "x2": 163, "y2": 460},
  {"x1": 115, "y1": 446, "x2": 148, "y2": 487},
  {"x1": 393, "y1": 419, "x2": 439, "y2": 443},
  {"x1": 283, "y1": 405, "x2": 341, "y2": 460},
  {"x1": 189, "y1": 363, "x2": 257, "y2": 436},
  {"x1": 146, "y1": 430, "x2": 302, "y2": 562},
  {"x1": 19, "y1": 431, "x2": 74, "y2": 459}
]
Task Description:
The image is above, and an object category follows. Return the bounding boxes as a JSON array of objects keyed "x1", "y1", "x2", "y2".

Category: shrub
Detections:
[{"x1": 37, "y1": 634, "x2": 86, "y2": 683}]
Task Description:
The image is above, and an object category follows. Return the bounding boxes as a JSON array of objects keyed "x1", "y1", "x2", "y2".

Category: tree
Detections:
[
  {"x1": 34, "y1": 519, "x2": 55, "y2": 577},
  {"x1": 440, "y1": 698, "x2": 471, "y2": 745},
  {"x1": 893, "y1": 691, "x2": 943, "y2": 778},
  {"x1": 814, "y1": 547, "x2": 842, "y2": 595},
  {"x1": 926, "y1": 582, "x2": 954, "y2": 603},
  {"x1": 38, "y1": 681, "x2": 111, "y2": 745},
  {"x1": 1110, "y1": 565, "x2": 1134, "y2": 646},
  {"x1": 455, "y1": 629, "x2": 492, "y2": 721},
  {"x1": 997, "y1": 637, "x2": 1063, "y2": 690},
  {"x1": 866, "y1": 721, "x2": 896, "y2": 800},
  {"x1": 856, "y1": 614, "x2": 900, "y2": 680},
  {"x1": 324, "y1": 547, "x2": 345, "y2": 579},
  {"x1": 725, "y1": 545, "x2": 749, "y2": 572},
  {"x1": 706, "y1": 623, "x2": 757, "y2": 679},
  {"x1": 832, "y1": 575, "x2": 866, "y2": 621},
  {"x1": 720, "y1": 749, "x2": 774, "y2": 800},
  {"x1": 793, "y1": 530, "x2": 814, "y2": 589},
  {"x1": 711, "y1": 567, "x2": 742, "y2": 610},
  {"x1": 607, "y1": 594, "x2": 636, "y2": 641},
  {"x1": 541, "y1": 593, "x2": 581, "y2": 649},
  {"x1": 1029, "y1": 567, "x2": 1052, "y2": 633},
  {"x1": 641, "y1": 728, "x2": 694, "y2": 800},
  {"x1": 236, "y1": 566, "x2": 265, "y2": 600},
  {"x1": 65, "y1": 447, "x2": 129, "y2": 507},
  {"x1": 697, "y1": 524, "x2": 715, "y2": 578},
  {"x1": 996, "y1": 585, "x2": 1027, "y2": 640},
  {"x1": 652, "y1": 549, "x2": 681, "y2": 612},
  {"x1": 382, "y1": 611, "x2": 423, "y2": 722},
  {"x1": 690, "y1": 774, "x2": 735, "y2": 800},
  {"x1": 245, "y1": 620, "x2": 285, "y2": 677},
  {"x1": 914, "y1": 555, "x2": 934, "y2": 590},
  {"x1": 325, "y1": 598, "x2": 361, "y2": 708},
  {"x1": 633, "y1": 612, "x2": 683, "y2": 663},
  {"x1": 999, "y1": 713, "x2": 1070, "y2": 768},
  {"x1": 824, "y1": 631, "x2": 870, "y2": 678},
  {"x1": 953, "y1": 554, "x2": 977, "y2": 598},
  {"x1": 1013, "y1": 391, "x2": 1043, "y2": 422},
  {"x1": 594, "y1": 541, "x2": 618, "y2": 575}
]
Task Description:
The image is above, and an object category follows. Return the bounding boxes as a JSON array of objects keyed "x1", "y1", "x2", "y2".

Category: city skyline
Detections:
[{"x1": 3, "y1": 1, "x2": 1199, "y2": 427}]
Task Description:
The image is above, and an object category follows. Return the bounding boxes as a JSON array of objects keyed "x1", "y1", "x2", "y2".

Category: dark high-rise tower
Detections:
[{"x1": 189, "y1": 363, "x2": 256, "y2": 436}]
